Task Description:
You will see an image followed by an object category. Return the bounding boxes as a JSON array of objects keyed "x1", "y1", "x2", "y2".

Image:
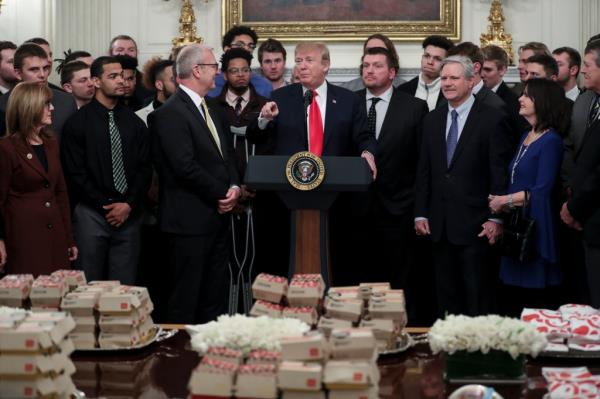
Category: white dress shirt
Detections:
[{"x1": 415, "y1": 73, "x2": 441, "y2": 112}]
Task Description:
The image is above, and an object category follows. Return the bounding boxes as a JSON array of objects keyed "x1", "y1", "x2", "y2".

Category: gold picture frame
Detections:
[{"x1": 222, "y1": 0, "x2": 461, "y2": 42}]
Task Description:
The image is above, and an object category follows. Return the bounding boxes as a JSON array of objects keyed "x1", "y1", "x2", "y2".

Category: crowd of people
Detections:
[{"x1": 0, "y1": 27, "x2": 599, "y2": 325}]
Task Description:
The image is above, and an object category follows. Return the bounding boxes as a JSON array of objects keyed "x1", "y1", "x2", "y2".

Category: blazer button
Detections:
[
  {"x1": 47, "y1": 224, "x2": 53, "y2": 229},
  {"x1": 44, "y1": 202, "x2": 51, "y2": 208}
]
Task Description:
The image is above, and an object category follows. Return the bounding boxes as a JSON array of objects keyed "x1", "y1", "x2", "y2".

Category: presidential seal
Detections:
[{"x1": 285, "y1": 151, "x2": 325, "y2": 191}]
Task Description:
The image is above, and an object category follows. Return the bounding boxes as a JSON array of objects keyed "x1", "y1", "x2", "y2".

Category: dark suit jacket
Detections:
[
  {"x1": 496, "y1": 81, "x2": 530, "y2": 147},
  {"x1": 397, "y1": 76, "x2": 447, "y2": 110},
  {"x1": 149, "y1": 87, "x2": 240, "y2": 235},
  {"x1": 415, "y1": 97, "x2": 513, "y2": 245},
  {"x1": 247, "y1": 82, "x2": 376, "y2": 156},
  {"x1": 567, "y1": 112, "x2": 600, "y2": 245},
  {"x1": 357, "y1": 88, "x2": 428, "y2": 215},
  {"x1": 0, "y1": 87, "x2": 77, "y2": 139}
]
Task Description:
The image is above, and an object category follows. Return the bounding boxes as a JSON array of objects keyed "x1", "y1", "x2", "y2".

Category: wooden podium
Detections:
[{"x1": 244, "y1": 155, "x2": 372, "y2": 286}]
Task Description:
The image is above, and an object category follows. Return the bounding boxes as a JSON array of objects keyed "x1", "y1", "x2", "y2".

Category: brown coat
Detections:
[{"x1": 0, "y1": 135, "x2": 74, "y2": 276}]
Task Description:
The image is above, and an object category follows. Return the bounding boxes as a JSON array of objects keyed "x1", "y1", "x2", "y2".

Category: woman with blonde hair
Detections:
[{"x1": 0, "y1": 82, "x2": 77, "y2": 276}]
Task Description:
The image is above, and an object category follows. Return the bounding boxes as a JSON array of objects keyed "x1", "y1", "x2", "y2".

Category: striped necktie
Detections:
[
  {"x1": 201, "y1": 99, "x2": 223, "y2": 156},
  {"x1": 589, "y1": 94, "x2": 600, "y2": 127},
  {"x1": 108, "y1": 110, "x2": 128, "y2": 194}
]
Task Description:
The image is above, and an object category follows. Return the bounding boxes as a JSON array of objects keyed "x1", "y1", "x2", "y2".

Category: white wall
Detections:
[{"x1": 0, "y1": 0, "x2": 598, "y2": 83}]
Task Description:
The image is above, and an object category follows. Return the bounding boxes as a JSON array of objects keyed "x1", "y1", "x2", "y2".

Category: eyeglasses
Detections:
[
  {"x1": 227, "y1": 67, "x2": 251, "y2": 75},
  {"x1": 196, "y1": 63, "x2": 219, "y2": 71},
  {"x1": 230, "y1": 41, "x2": 256, "y2": 50}
]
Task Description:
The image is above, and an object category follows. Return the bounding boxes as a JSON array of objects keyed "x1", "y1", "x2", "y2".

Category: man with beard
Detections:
[
  {"x1": 61, "y1": 61, "x2": 95, "y2": 109},
  {"x1": 0, "y1": 41, "x2": 17, "y2": 94},
  {"x1": 553, "y1": 47, "x2": 582, "y2": 102},
  {"x1": 136, "y1": 58, "x2": 176, "y2": 125},
  {"x1": 115, "y1": 55, "x2": 142, "y2": 111},
  {"x1": 61, "y1": 56, "x2": 152, "y2": 284}
]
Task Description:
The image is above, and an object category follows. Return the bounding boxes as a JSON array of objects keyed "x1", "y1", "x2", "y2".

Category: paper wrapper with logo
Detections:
[
  {"x1": 287, "y1": 274, "x2": 325, "y2": 307},
  {"x1": 568, "y1": 315, "x2": 600, "y2": 350},
  {"x1": 252, "y1": 273, "x2": 288, "y2": 304},
  {"x1": 235, "y1": 364, "x2": 278, "y2": 399},
  {"x1": 323, "y1": 360, "x2": 380, "y2": 390},
  {"x1": 250, "y1": 300, "x2": 283, "y2": 318},
  {"x1": 330, "y1": 328, "x2": 377, "y2": 360},
  {"x1": 280, "y1": 332, "x2": 327, "y2": 361},
  {"x1": 0, "y1": 274, "x2": 34, "y2": 307},
  {"x1": 521, "y1": 308, "x2": 571, "y2": 343},
  {"x1": 542, "y1": 366, "x2": 600, "y2": 399},
  {"x1": 188, "y1": 357, "x2": 237, "y2": 398},
  {"x1": 277, "y1": 361, "x2": 323, "y2": 391}
]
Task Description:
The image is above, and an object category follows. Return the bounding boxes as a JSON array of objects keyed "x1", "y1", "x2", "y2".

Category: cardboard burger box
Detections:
[
  {"x1": 25, "y1": 312, "x2": 76, "y2": 337},
  {"x1": 281, "y1": 306, "x2": 318, "y2": 326},
  {"x1": 0, "y1": 320, "x2": 70, "y2": 353},
  {"x1": 204, "y1": 346, "x2": 244, "y2": 366},
  {"x1": 281, "y1": 391, "x2": 326, "y2": 399},
  {"x1": 359, "y1": 318, "x2": 398, "y2": 344},
  {"x1": 68, "y1": 331, "x2": 97, "y2": 349},
  {"x1": 367, "y1": 297, "x2": 406, "y2": 323},
  {"x1": 51, "y1": 270, "x2": 87, "y2": 290},
  {"x1": 252, "y1": 273, "x2": 289, "y2": 304},
  {"x1": 0, "y1": 308, "x2": 29, "y2": 329},
  {"x1": 287, "y1": 274, "x2": 325, "y2": 307},
  {"x1": 60, "y1": 291, "x2": 99, "y2": 317},
  {"x1": 0, "y1": 377, "x2": 58, "y2": 399},
  {"x1": 0, "y1": 276, "x2": 33, "y2": 307},
  {"x1": 118, "y1": 285, "x2": 154, "y2": 315},
  {"x1": 99, "y1": 311, "x2": 145, "y2": 334},
  {"x1": 328, "y1": 387, "x2": 380, "y2": 399},
  {"x1": 71, "y1": 316, "x2": 96, "y2": 334},
  {"x1": 0, "y1": 352, "x2": 74, "y2": 377},
  {"x1": 330, "y1": 328, "x2": 377, "y2": 360},
  {"x1": 98, "y1": 329, "x2": 141, "y2": 349},
  {"x1": 247, "y1": 350, "x2": 281, "y2": 366},
  {"x1": 98, "y1": 291, "x2": 142, "y2": 313},
  {"x1": 188, "y1": 358, "x2": 237, "y2": 397},
  {"x1": 235, "y1": 364, "x2": 278, "y2": 399},
  {"x1": 277, "y1": 361, "x2": 323, "y2": 391},
  {"x1": 29, "y1": 275, "x2": 69, "y2": 308},
  {"x1": 317, "y1": 316, "x2": 353, "y2": 338},
  {"x1": 324, "y1": 296, "x2": 364, "y2": 322},
  {"x1": 327, "y1": 286, "x2": 360, "y2": 300},
  {"x1": 323, "y1": 360, "x2": 380, "y2": 390},
  {"x1": 280, "y1": 332, "x2": 327, "y2": 361},
  {"x1": 250, "y1": 300, "x2": 284, "y2": 318}
]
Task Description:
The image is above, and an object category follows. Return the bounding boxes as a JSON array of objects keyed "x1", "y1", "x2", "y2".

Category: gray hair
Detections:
[
  {"x1": 176, "y1": 44, "x2": 213, "y2": 79},
  {"x1": 441, "y1": 55, "x2": 474, "y2": 79}
]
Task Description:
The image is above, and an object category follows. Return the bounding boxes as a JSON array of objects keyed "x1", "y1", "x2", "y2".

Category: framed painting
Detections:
[{"x1": 222, "y1": 0, "x2": 461, "y2": 42}]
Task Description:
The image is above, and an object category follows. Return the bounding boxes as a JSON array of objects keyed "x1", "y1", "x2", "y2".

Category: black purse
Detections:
[{"x1": 501, "y1": 206, "x2": 536, "y2": 263}]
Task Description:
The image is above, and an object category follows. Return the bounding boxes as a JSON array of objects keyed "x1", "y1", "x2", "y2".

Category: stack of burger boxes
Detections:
[
  {"x1": 0, "y1": 311, "x2": 78, "y2": 398},
  {"x1": 0, "y1": 274, "x2": 34, "y2": 307},
  {"x1": 325, "y1": 328, "x2": 380, "y2": 399},
  {"x1": 278, "y1": 331, "x2": 327, "y2": 399},
  {"x1": 97, "y1": 285, "x2": 155, "y2": 349},
  {"x1": 61, "y1": 290, "x2": 100, "y2": 349},
  {"x1": 50, "y1": 270, "x2": 86, "y2": 291},
  {"x1": 283, "y1": 274, "x2": 324, "y2": 327},
  {"x1": 250, "y1": 273, "x2": 288, "y2": 318},
  {"x1": 29, "y1": 275, "x2": 69, "y2": 311}
]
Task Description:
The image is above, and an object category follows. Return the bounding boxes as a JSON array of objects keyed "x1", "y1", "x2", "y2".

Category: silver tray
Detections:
[
  {"x1": 74, "y1": 326, "x2": 177, "y2": 353},
  {"x1": 537, "y1": 349, "x2": 600, "y2": 359},
  {"x1": 378, "y1": 331, "x2": 416, "y2": 356}
]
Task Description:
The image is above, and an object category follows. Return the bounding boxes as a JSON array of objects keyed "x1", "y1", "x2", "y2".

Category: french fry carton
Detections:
[
  {"x1": 277, "y1": 361, "x2": 322, "y2": 391},
  {"x1": 250, "y1": 300, "x2": 283, "y2": 318},
  {"x1": 235, "y1": 364, "x2": 278, "y2": 399},
  {"x1": 323, "y1": 360, "x2": 380, "y2": 389},
  {"x1": 252, "y1": 273, "x2": 289, "y2": 303},
  {"x1": 287, "y1": 274, "x2": 324, "y2": 307},
  {"x1": 188, "y1": 358, "x2": 237, "y2": 397},
  {"x1": 280, "y1": 332, "x2": 327, "y2": 361},
  {"x1": 282, "y1": 306, "x2": 318, "y2": 326},
  {"x1": 324, "y1": 296, "x2": 363, "y2": 322},
  {"x1": 328, "y1": 387, "x2": 380, "y2": 399},
  {"x1": 317, "y1": 316, "x2": 353, "y2": 338},
  {"x1": 330, "y1": 328, "x2": 377, "y2": 360}
]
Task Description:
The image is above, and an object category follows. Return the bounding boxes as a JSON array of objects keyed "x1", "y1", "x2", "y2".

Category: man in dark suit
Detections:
[
  {"x1": 561, "y1": 40, "x2": 600, "y2": 308},
  {"x1": 354, "y1": 47, "x2": 428, "y2": 288},
  {"x1": 0, "y1": 43, "x2": 76, "y2": 138},
  {"x1": 415, "y1": 55, "x2": 512, "y2": 317},
  {"x1": 149, "y1": 44, "x2": 240, "y2": 324},
  {"x1": 482, "y1": 45, "x2": 529, "y2": 145},
  {"x1": 398, "y1": 35, "x2": 454, "y2": 111}
]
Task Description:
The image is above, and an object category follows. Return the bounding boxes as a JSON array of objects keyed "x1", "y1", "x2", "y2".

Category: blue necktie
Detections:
[{"x1": 446, "y1": 110, "x2": 459, "y2": 167}]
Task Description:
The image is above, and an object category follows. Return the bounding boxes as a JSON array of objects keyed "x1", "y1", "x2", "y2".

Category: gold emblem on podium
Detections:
[{"x1": 286, "y1": 151, "x2": 325, "y2": 191}]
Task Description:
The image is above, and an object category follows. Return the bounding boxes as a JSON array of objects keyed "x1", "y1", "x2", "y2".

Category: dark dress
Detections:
[
  {"x1": 0, "y1": 135, "x2": 74, "y2": 276},
  {"x1": 500, "y1": 129, "x2": 563, "y2": 288}
]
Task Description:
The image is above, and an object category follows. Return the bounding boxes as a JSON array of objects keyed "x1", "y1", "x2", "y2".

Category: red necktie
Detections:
[{"x1": 309, "y1": 90, "x2": 323, "y2": 156}]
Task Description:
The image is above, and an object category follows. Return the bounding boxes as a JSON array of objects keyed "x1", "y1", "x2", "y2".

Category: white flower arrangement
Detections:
[
  {"x1": 186, "y1": 314, "x2": 310, "y2": 355},
  {"x1": 428, "y1": 314, "x2": 548, "y2": 359}
]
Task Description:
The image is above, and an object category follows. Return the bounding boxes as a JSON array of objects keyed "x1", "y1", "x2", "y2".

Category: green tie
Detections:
[
  {"x1": 201, "y1": 99, "x2": 223, "y2": 156},
  {"x1": 108, "y1": 110, "x2": 128, "y2": 194}
]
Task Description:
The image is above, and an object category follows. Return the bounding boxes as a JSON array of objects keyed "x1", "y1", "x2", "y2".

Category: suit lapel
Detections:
[
  {"x1": 178, "y1": 89, "x2": 224, "y2": 159},
  {"x1": 12, "y1": 136, "x2": 49, "y2": 179},
  {"x1": 576, "y1": 118, "x2": 600, "y2": 159}
]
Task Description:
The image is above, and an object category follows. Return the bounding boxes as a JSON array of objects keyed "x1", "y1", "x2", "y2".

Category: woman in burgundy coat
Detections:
[{"x1": 0, "y1": 82, "x2": 77, "y2": 276}]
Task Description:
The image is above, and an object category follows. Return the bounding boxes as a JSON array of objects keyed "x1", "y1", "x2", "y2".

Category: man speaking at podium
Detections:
[{"x1": 246, "y1": 42, "x2": 377, "y2": 283}]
